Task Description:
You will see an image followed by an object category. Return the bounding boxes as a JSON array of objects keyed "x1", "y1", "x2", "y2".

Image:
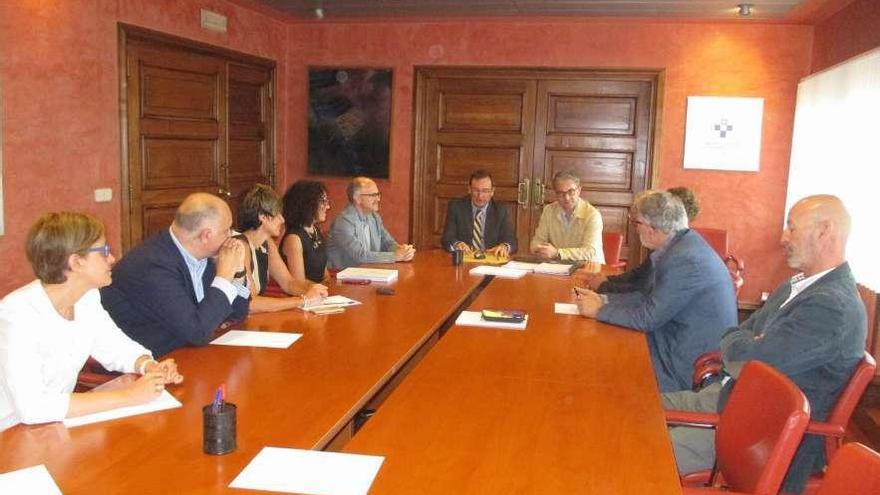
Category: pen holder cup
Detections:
[
  {"x1": 203, "y1": 402, "x2": 236, "y2": 455},
  {"x1": 451, "y1": 249, "x2": 464, "y2": 266}
]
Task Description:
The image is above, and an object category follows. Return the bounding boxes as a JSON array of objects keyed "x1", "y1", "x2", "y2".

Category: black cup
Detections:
[
  {"x1": 451, "y1": 249, "x2": 463, "y2": 266},
  {"x1": 203, "y1": 403, "x2": 236, "y2": 455}
]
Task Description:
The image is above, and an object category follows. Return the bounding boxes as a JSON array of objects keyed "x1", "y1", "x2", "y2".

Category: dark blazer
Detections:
[
  {"x1": 100, "y1": 230, "x2": 250, "y2": 357},
  {"x1": 440, "y1": 197, "x2": 517, "y2": 253},
  {"x1": 596, "y1": 229, "x2": 737, "y2": 393}
]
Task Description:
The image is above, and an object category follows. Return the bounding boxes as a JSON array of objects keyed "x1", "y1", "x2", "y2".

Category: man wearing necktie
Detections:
[{"x1": 441, "y1": 169, "x2": 517, "y2": 258}]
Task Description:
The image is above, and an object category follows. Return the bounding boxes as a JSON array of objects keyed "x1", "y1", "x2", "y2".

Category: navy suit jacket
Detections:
[
  {"x1": 597, "y1": 229, "x2": 737, "y2": 392},
  {"x1": 100, "y1": 230, "x2": 250, "y2": 357},
  {"x1": 440, "y1": 198, "x2": 517, "y2": 252}
]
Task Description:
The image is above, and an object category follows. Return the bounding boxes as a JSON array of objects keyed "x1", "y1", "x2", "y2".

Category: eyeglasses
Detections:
[
  {"x1": 628, "y1": 213, "x2": 648, "y2": 227},
  {"x1": 359, "y1": 192, "x2": 382, "y2": 198},
  {"x1": 470, "y1": 187, "x2": 494, "y2": 195},
  {"x1": 86, "y1": 244, "x2": 111, "y2": 257},
  {"x1": 555, "y1": 187, "x2": 580, "y2": 198}
]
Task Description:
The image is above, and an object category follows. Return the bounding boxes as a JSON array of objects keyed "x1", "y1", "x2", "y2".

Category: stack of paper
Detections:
[
  {"x1": 304, "y1": 295, "x2": 362, "y2": 314},
  {"x1": 0, "y1": 465, "x2": 62, "y2": 495},
  {"x1": 211, "y1": 330, "x2": 302, "y2": 349},
  {"x1": 336, "y1": 267, "x2": 398, "y2": 283},
  {"x1": 534, "y1": 263, "x2": 575, "y2": 276},
  {"x1": 554, "y1": 302, "x2": 580, "y2": 315},
  {"x1": 468, "y1": 265, "x2": 528, "y2": 279},
  {"x1": 501, "y1": 261, "x2": 541, "y2": 271},
  {"x1": 455, "y1": 310, "x2": 528, "y2": 330},
  {"x1": 230, "y1": 447, "x2": 385, "y2": 495}
]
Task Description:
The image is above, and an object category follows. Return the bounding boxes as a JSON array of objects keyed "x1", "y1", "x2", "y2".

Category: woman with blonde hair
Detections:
[{"x1": 0, "y1": 212, "x2": 183, "y2": 431}]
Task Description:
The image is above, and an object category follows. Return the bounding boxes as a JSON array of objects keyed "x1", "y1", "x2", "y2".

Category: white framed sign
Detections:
[{"x1": 683, "y1": 96, "x2": 764, "y2": 172}]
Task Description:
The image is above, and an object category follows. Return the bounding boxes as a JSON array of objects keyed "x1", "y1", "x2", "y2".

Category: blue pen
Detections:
[{"x1": 212, "y1": 387, "x2": 222, "y2": 413}]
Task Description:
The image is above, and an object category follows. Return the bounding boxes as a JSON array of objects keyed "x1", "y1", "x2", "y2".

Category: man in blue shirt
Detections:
[{"x1": 101, "y1": 193, "x2": 250, "y2": 356}]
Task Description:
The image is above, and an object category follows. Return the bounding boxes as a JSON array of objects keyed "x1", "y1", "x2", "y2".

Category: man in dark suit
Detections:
[
  {"x1": 441, "y1": 169, "x2": 517, "y2": 257},
  {"x1": 575, "y1": 190, "x2": 737, "y2": 393},
  {"x1": 100, "y1": 193, "x2": 250, "y2": 357}
]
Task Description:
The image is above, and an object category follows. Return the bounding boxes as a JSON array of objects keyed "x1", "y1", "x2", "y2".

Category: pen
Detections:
[{"x1": 212, "y1": 387, "x2": 222, "y2": 413}]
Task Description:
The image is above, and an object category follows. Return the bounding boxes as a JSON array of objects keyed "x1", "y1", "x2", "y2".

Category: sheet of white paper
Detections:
[
  {"x1": 211, "y1": 330, "x2": 302, "y2": 349},
  {"x1": 554, "y1": 302, "x2": 580, "y2": 315},
  {"x1": 305, "y1": 295, "x2": 362, "y2": 312},
  {"x1": 501, "y1": 261, "x2": 540, "y2": 271},
  {"x1": 0, "y1": 465, "x2": 62, "y2": 495},
  {"x1": 534, "y1": 263, "x2": 573, "y2": 276},
  {"x1": 63, "y1": 390, "x2": 181, "y2": 428},
  {"x1": 468, "y1": 266, "x2": 528, "y2": 279},
  {"x1": 454, "y1": 310, "x2": 528, "y2": 330},
  {"x1": 229, "y1": 447, "x2": 384, "y2": 495}
]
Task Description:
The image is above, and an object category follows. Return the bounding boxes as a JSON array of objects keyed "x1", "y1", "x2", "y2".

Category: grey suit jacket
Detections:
[
  {"x1": 327, "y1": 204, "x2": 399, "y2": 270},
  {"x1": 597, "y1": 229, "x2": 738, "y2": 393}
]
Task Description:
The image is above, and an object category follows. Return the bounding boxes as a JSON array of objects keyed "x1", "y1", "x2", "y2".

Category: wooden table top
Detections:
[
  {"x1": 0, "y1": 250, "x2": 483, "y2": 494},
  {"x1": 344, "y1": 275, "x2": 682, "y2": 494}
]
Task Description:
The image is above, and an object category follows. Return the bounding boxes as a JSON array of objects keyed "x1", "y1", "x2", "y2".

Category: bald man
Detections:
[
  {"x1": 327, "y1": 177, "x2": 415, "y2": 270},
  {"x1": 663, "y1": 195, "x2": 866, "y2": 494},
  {"x1": 101, "y1": 193, "x2": 250, "y2": 356}
]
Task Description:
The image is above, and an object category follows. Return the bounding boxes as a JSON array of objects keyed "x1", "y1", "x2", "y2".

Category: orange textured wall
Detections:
[
  {"x1": 811, "y1": 0, "x2": 880, "y2": 73},
  {"x1": 285, "y1": 19, "x2": 813, "y2": 302},
  {"x1": 0, "y1": 0, "x2": 287, "y2": 295}
]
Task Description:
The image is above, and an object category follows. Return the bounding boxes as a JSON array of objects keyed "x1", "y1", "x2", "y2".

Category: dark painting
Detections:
[{"x1": 308, "y1": 68, "x2": 392, "y2": 178}]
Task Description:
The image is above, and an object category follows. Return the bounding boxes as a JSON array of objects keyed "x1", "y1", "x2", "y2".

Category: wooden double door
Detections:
[
  {"x1": 120, "y1": 26, "x2": 275, "y2": 250},
  {"x1": 412, "y1": 68, "x2": 658, "y2": 265}
]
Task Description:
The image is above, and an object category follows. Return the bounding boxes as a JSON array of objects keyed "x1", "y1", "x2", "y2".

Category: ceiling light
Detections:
[{"x1": 737, "y1": 3, "x2": 752, "y2": 16}]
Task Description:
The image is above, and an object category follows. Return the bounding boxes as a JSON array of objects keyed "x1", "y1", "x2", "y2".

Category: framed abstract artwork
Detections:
[{"x1": 307, "y1": 68, "x2": 392, "y2": 178}]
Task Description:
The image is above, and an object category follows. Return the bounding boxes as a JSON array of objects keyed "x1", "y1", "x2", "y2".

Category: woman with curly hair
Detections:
[{"x1": 280, "y1": 180, "x2": 331, "y2": 284}]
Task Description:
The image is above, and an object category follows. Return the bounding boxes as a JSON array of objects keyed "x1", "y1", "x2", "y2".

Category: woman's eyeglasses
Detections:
[{"x1": 86, "y1": 244, "x2": 111, "y2": 257}]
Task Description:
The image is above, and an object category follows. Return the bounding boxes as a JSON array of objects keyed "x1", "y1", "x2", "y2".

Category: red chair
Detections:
[
  {"x1": 667, "y1": 361, "x2": 811, "y2": 495},
  {"x1": 601, "y1": 231, "x2": 626, "y2": 270},
  {"x1": 814, "y1": 442, "x2": 880, "y2": 495},
  {"x1": 693, "y1": 227, "x2": 745, "y2": 297}
]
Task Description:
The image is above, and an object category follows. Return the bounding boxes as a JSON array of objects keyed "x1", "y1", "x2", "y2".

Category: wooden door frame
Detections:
[
  {"x1": 117, "y1": 24, "x2": 276, "y2": 252},
  {"x1": 411, "y1": 66, "x2": 664, "y2": 262}
]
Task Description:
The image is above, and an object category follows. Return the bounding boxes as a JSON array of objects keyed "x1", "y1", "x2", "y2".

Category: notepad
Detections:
[
  {"x1": 336, "y1": 267, "x2": 398, "y2": 283},
  {"x1": 554, "y1": 302, "x2": 580, "y2": 315},
  {"x1": 501, "y1": 261, "x2": 541, "y2": 271},
  {"x1": 211, "y1": 330, "x2": 302, "y2": 349},
  {"x1": 468, "y1": 265, "x2": 528, "y2": 279},
  {"x1": 0, "y1": 465, "x2": 62, "y2": 495},
  {"x1": 230, "y1": 447, "x2": 384, "y2": 495},
  {"x1": 534, "y1": 263, "x2": 576, "y2": 276},
  {"x1": 63, "y1": 389, "x2": 181, "y2": 428},
  {"x1": 304, "y1": 295, "x2": 361, "y2": 314},
  {"x1": 455, "y1": 310, "x2": 528, "y2": 330}
]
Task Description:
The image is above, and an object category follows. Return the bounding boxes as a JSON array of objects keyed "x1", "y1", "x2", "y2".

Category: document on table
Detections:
[
  {"x1": 211, "y1": 330, "x2": 302, "y2": 349},
  {"x1": 463, "y1": 252, "x2": 508, "y2": 265},
  {"x1": 304, "y1": 295, "x2": 362, "y2": 313},
  {"x1": 554, "y1": 302, "x2": 580, "y2": 315},
  {"x1": 229, "y1": 446, "x2": 385, "y2": 495},
  {"x1": 336, "y1": 267, "x2": 398, "y2": 283},
  {"x1": 0, "y1": 465, "x2": 62, "y2": 495},
  {"x1": 468, "y1": 265, "x2": 528, "y2": 279},
  {"x1": 501, "y1": 261, "x2": 541, "y2": 271},
  {"x1": 534, "y1": 263, "x2": 575, "y2": 276},
  {"x1": 63, "y1": 390, "x2": 181, "y2": 428},
  {"x1": 455, "y1": 310, "x2": 528, "y2": 330}
]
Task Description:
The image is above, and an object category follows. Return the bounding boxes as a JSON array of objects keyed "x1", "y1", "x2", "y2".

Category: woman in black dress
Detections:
[{"x1": 280, "y1": 180, "x2": 330, "y2": 284}]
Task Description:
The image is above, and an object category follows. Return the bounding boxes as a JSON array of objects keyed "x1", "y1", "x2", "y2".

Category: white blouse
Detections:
[{"x1": 0, "y1": 280, "x2": 151, "y2": 431}]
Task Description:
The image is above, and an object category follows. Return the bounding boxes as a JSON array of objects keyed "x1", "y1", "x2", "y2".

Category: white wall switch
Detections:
[{"x1": 94, "y1": 188, "x2": 113, "y2": 203}]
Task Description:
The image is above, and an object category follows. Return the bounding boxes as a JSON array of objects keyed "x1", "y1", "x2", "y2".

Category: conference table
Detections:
[{"x1": 0, "y1": 250, "x2": 681, "y2": 494}]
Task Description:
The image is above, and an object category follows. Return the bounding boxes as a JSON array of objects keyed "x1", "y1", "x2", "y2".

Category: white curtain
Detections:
[{"x1": 786, "y1": 47, "x2": 880, "y2": 290}]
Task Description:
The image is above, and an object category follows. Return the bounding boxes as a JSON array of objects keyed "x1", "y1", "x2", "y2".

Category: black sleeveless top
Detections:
[
  {"x1": 282, "y1": 226, "x2": 327, "y2": 283},
  {"x1": 235, "y1": 234, "x2": 269, "y2": 295}
]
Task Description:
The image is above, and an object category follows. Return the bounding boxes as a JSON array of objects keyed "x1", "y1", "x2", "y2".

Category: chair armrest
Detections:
[
  {"x1": 693, "y1": 351, "x2": 722, "y2": 370},
  {"x1": 666, "y1": 410, "x2": 721, "y2": 428},
  {"x1": 805, "y1": 421, "x2": 846, "y2": 437}
]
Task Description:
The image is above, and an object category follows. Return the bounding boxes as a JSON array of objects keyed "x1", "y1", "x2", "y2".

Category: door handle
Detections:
[
  {"x1": 532, "y1": 179, "x2": 544, "y2": 208},
  {"x1": 217, "y1": 188, "x2": 232, "y2": 199},
  {"x1": 517, "y1": 178, "x2": 531, "y2": 210}
]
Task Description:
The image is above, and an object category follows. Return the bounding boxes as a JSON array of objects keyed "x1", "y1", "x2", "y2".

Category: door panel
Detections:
[
  {"x1": 413, "y1": 69, "x2": 656, "y2": 264},
  {"x1": 122, "y1": 28, "x2": 275, "y2": 249},
  {"x1": 416, "y1": 77, "x2": 536, "y2": 250}
]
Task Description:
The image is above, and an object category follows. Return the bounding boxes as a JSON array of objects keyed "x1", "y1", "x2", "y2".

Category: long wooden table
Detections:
[
  {"x1": 0, "y1": 252, "x2": 680, "y2": 494},
  {"x1": 344, "y1": 275, "x2": 682, "y2": 494}
]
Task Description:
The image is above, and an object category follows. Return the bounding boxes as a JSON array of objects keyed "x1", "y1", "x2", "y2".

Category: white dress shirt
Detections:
[{"x1": 0, "y1": 280, "x2": 151, "y2": 431}]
